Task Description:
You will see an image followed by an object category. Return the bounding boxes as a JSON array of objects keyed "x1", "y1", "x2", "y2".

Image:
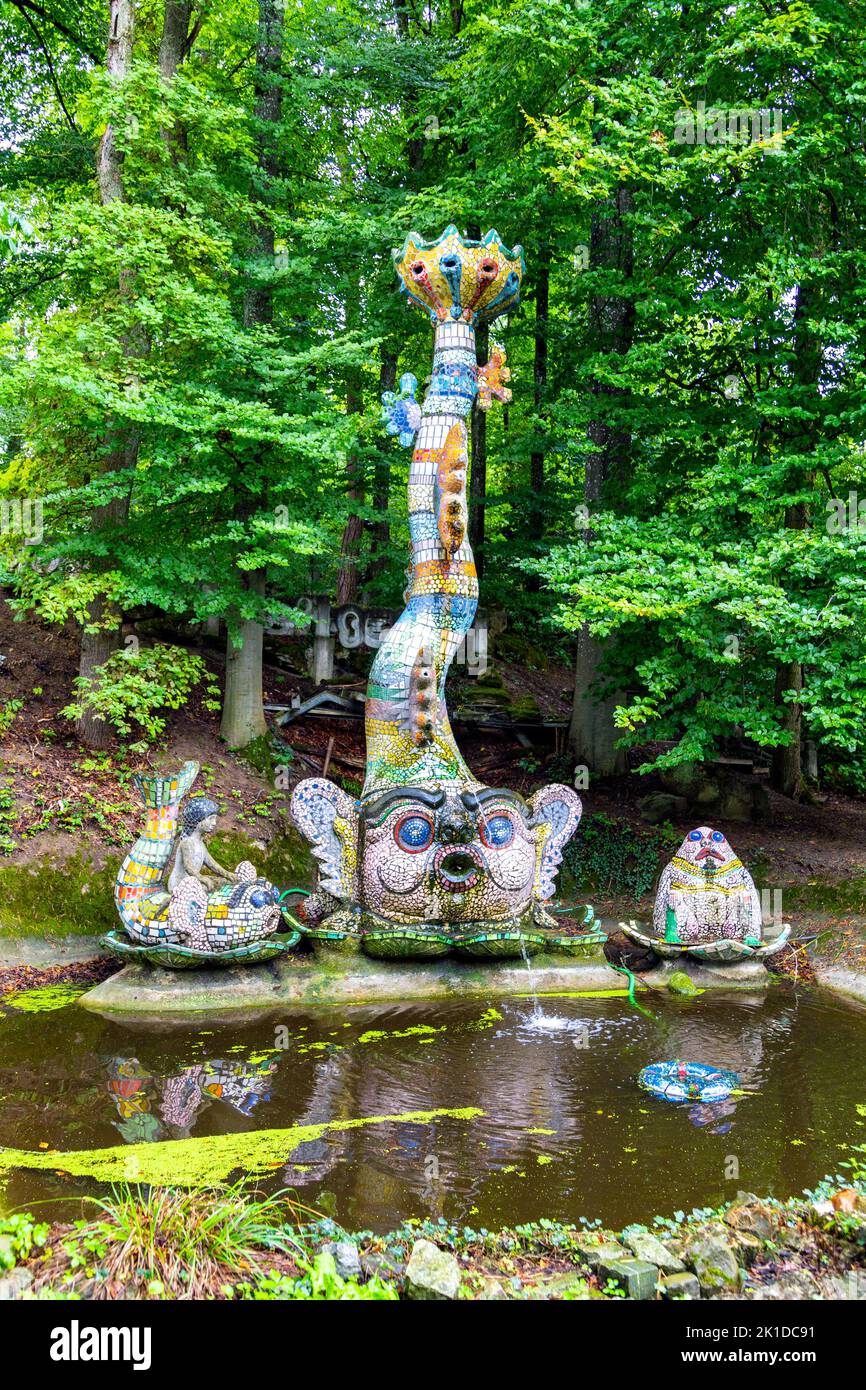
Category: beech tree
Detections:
[{"x1": 0, "y1": 0, "x2": 864, "y2": 791}]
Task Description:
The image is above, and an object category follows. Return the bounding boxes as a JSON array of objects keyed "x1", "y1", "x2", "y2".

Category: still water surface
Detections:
[{"x1": 0, "y1": 984, "x2": 863, "y2": 1231}]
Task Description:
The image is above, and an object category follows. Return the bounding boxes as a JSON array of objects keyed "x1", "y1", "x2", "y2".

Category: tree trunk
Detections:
[
  {"x1": 158, "y1": 0, "x2": 190, "y2": 79},
  {"x1": 771, "y1": 659, "x2": 803, "y2": 799},
  {"x1": 221, "y1": 572, "x2": 268, "y2": 747},
  {"x1": 529, "y1": 256, "x2": 549, "y2": 542},
  {"x1": 221, "y1": 0, "x2": 282, "y2": 746},
  {"x1": 95, "y1": 0, "x2": 135, "y2": 204},
  {"x1": 76, "y1": 0, "x2": 137, "y2": 748},
  {"x1": 158, "y1": 0, "x2": 191, "y2": 153},
  {"x1": 367, "y1": 348, "x2": 397, "y2": 584},
  {"x1": 769, "y1": 280, "x2": 819, "y2": 798},
  {"x1": 569, "y1": 186, "x2": 634, "y2": 776},
  {"x1": 335, "y1": 371, "x2": 364, "y2": 606}
]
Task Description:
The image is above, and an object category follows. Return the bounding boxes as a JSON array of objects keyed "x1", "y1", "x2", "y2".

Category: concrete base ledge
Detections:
[
  {"x1": 814, "y1": 965, "x2": 866, "y2": 1007},
  {"x1": 80, "y1": 953, "x2": 623, "y2": 1023},
  {"x1": 70, "y1": 946, "x2": 866, "y2": 1024},
  {"x1": 0, "y1": 934, "x2": 107, "y2": 967},
  {"x1": 643, "y1": 956, "x2": 771, "y2": 990}
]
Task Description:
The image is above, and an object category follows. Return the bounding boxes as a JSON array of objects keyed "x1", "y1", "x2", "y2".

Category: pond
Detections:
[{"x1": 0, "y1": 982, "x2": 863, "y2": 1233}]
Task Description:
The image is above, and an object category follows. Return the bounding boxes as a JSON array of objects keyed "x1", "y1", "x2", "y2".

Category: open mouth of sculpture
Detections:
[{"x1": 437, "y1": 849, "x2": 480, "y2": 891}]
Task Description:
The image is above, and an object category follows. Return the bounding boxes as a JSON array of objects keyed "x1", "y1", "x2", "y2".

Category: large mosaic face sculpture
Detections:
[
  {"x1": 622, "y1": 825, "x2": 790, "y2": 963},
  {"x1": 292, "y1": 228, "x2": 582, "y2": 960}
]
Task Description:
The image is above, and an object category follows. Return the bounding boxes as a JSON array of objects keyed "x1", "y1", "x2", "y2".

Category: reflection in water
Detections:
[
  {"x1": 106, "y1": 1056, "x2": 277, "y2": 1143},
  {"x1": 0, "y1": 986, "x2": 863, "y2": 1232},
  {"x1": 686, "y1": 1099, "x2": 736, "y2": 1134}
]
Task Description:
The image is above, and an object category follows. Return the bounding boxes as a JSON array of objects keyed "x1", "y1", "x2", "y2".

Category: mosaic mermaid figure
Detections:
[
  {"x1": 167, "y1": 796, "x2": 238, "y2": 894},
  {"x1": 108, "y1": 760, "x2": 287, "y2": 963},
  {"x1": 292, "y1": 227, "x2": 583, "y2": 959}
]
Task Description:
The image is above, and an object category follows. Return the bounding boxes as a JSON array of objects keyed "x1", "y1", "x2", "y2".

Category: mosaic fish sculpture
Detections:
[
  {"x1": 292, "y1": 227, "x2": 585, "y2": 960},
  {"x1": 103, "y1": 761, "x2": 298, "y2": 968},
  {"x1": 622, "y1": 826, "x2": 791, "y2": 963}
]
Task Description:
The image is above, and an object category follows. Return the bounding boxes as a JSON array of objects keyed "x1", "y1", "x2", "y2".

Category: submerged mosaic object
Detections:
[
  {"x1": 623, "y1": 826, "x2": 791, "y2": 963},
  {"x1": 104, "y1": 761, "x2": 292, "y2": 968},
  {"x1": 638, "y1": 1061, "x2": 739, "y2": 1104},
  {"x1": 292, "y1": 227, "x2": 583, "y2": 960}
]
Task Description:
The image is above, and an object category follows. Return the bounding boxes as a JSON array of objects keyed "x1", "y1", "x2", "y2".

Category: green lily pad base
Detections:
[
  {"x1": 452, "y1": 930, "x2": 545, "y2": 960},
  {"x1": 295, "y1": 919, "x2": 606, "y2": 963},
  {"x1": 362, "y1": 931, "x2": 452, "y2": 961},
  {"x1": 304, "y1": 930, "x2": 364, "y2": 958},
  {"x1": 621, "y1": 922, "x2": 792, "y2": 963},
  {"x1": 538, "y1": 933, "x2": 607, "y2": 959},
  {"x1": 100, "y1": 929, "x2": 301, "y2": 971}
]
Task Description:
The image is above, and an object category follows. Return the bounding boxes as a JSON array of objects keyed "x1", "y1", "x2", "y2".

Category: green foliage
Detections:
[
  {"x1": 241, "y1": 1250, "x2": 397, "y2": 1301},
  {"x1": 0, "y1": 769, "x2": 17, "y2": 854},
  {"x1": 565, "y1": 813, "x2": 677, "y2": 899},
  {"x1": 23, "y1": 789, "x2": 135, "y2": 844},
  {"x1": 0, "y1": 698, "x2": 23, "y2": 735},
  {"x1": 0, "y1": 203, "x2": 33, "y2": 260},
  {"x1": 62, "y1": 644, "x2": 218, "y2": 748},
  {"x1": 58, "y1": 1183, "x2": 305, "y2": 1298},
  {"x1": 0, "y1": 1212, "x2": 49, "y2": 1271},
  {"x1": 0, "y1": 0, "x2": 865, "y2": 780}
]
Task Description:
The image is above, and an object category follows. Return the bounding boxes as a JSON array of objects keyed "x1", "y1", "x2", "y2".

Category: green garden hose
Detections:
[
  {"x1": 277, "y1": 887, "x2": 311, "y2": 932},
  {"x1": 611, "y1": 964, "x2": 655, "y2": 1020}
]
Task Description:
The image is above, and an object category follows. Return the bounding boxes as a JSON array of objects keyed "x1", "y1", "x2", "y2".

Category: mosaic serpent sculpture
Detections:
[
  {"x1": 292, "y1": 226, "x2": 585, "y2": 960},
  {"x1": 103, "y1": 760, "x2": 297, "y2": 968}
]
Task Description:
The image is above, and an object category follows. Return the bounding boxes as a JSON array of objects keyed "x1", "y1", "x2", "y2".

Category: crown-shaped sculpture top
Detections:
[{"x1": 393, "y1": 224, "x2": 524, "y2": 327}]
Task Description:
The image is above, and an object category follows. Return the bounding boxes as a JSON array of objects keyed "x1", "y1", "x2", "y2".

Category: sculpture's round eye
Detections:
[
  {"x1": 712, "y1": 830, "x2": 724, "y2": 843},
  {"x1": 689, "y1": 830, "x2": 702, "y2": 841},
  {"x1": 395, "y1": 813, "x2": 434, "y2": 852},
  {"x1": 481, "y1": 814, "x2": 515, "y2": 848}
]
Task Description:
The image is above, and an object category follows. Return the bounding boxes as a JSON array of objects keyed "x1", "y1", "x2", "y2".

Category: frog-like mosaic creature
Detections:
[
  {"x1": 654, "y1": 826, "x2": 762, "y2": 943},
  {"x1": 292, "y1": 228, "x2": 582, "y2": 959},
  {"x1": 621, "y1": 825, "x2": 790, "y2": 963}
]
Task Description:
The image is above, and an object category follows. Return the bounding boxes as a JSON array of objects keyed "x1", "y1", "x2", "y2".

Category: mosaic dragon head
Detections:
[{"x1": 292, "y1": 227, "x2": 581, "y2": 958}]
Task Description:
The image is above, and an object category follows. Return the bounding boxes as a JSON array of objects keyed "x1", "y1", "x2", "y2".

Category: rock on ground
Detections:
[
  {"x1": 597, "y1": 1256, "x2": 659, "y2": 1300},
  {"x1": 659, "y1": 1271, "x2": 701, "y2": 1300},
  {"x1": 624, "y1": 1231, "x2": 686, "y2": 1272},
  {"x1": 686, "y1": 1231, "x2": 741, "y2": 1291},
  {"x1": 323, "y1": 1240, "x2": 362, "y2": 1281},
  {"x1": 0, "y1": 1267, "x2": 33, "y2": 1300},
  {"x1": 404, "y1": 1239, "x2": 461, "y2": 1301}
]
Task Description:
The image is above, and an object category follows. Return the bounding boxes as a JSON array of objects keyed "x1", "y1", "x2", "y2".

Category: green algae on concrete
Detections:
[
  {"x1": 79, "y1": 953, "x2": 617, "y2": 1021},
  {"x1": 0, "y1": 831, "x2": 313, "y2": 942},
  {"x1": 3, "y1": 983, "x2": 86, "y2": 1013},
  {"x1": 668, "y1": 971, "x2": 700, "y2": 997},
  {"x1": 208, "y1": 828, "x2": 313, "y2": 894},
  {"x1": 514, "y1": 988, "x2": 634, "y2": 1000},
  {"x1": 0, "y1": 855, "x2": 119, "y2": 938},
  {"x1": 0, "y1": 1107, "x2": 484, "y2": 1187}
]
